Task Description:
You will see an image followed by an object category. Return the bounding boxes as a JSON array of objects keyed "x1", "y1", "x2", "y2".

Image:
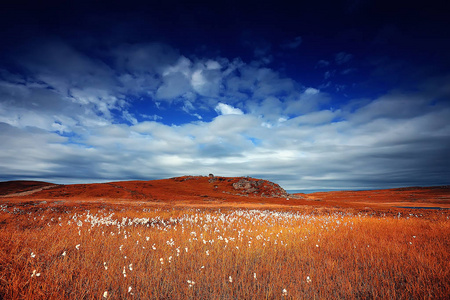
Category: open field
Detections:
[
  {"x1": 1, "y1": 178, "x2": 449, "y2": 299},
  {"x1": 1, "y1": 200, "x2": 449, "y2": 299}
]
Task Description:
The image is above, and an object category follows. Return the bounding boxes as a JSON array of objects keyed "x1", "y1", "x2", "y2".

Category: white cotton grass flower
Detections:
[
  {"x1": 128, "y1": 263, "x2": 133, "y2": 271},
  {"x1": 31, "y1": 270, "x2": 41, "y2": 277},
  {"x1": 75, "y1": 244, "x2": 80, "y2": 250},
  {"x1": 187, "y1": 280, "x2": 195, "y2": 288},
  {"x1": 62, "y1": 251, "x2": 66, "y2": 257},
  {"x1": 282, "y1": 288, "x2": 288, "y2": 296},
  {"x1": 306, "y1": 276, "x2": 312, "y2": 283},
  {"x1": 30, "y1": 252, "x2": 36, "y2": 258},
  {"x1": 128, "y1": 286, "x2": 132, "y2": 293},
  {"x1": 228, "y1": 276, "x2": 233, "y2": 283},
  {"x1": 253, "y1": 273, "x2": 257, "y2": 280},
  {"x1": 103, "y1": 291, "x2": 108, "y2": 298}
]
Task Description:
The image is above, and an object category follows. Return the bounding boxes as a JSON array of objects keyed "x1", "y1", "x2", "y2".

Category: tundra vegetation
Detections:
[{"x1": 1, "y1": 201, "x2": 449, "y2": 299}]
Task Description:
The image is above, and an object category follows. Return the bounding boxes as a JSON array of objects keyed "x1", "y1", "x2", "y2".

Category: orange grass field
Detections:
[{"x1": 0, "y1": 200, "x2": 449, "y2": 299}]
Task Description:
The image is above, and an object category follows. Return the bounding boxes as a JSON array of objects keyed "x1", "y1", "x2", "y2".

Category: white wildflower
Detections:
[
  {"x1": 103, "y1": 291, "x2": 108, "y2": 298},
  {"x1": 229, "y1": 276, "x2": 233, "y2": 283},
  {"x1": 30, "y1": 252, "x2": 36, "y2": 258},
  {"x1": 306, "y1": 276, "x2": 312, "y2": 283},
  {"x1": 75, "y1": 244, "x2": 80, "y2": 250},
  {"x1": 62, "y1": 251, "x2": 66, "y2": 257},
  {"x1": 282, "y1": 288, "x2": 288, "y2": 296},
  {"x1": 128, "y1": 263, "x2": 133, "y2": 271},
  {"x1": 187, "y1": 280, "x2": 195, "y2": 288},
  {"x1": 254, "y1": 273, "x2": 257, "y2": 280}
]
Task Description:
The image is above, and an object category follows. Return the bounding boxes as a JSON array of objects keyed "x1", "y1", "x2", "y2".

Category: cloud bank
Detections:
[{"x1": 0, "y1": 40, "x2": 449, "y2": 191}]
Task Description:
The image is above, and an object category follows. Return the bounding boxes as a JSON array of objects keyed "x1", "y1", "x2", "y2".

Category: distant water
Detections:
[
  {"x1": 396, "y1": 206, "x2": 449, "y2": 210},
  {"x1": 287, "y1": 189, "x2": 351, "y2": 194}
]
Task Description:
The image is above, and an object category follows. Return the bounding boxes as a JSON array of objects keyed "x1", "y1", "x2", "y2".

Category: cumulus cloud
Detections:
[
  {"x1": 215, "y1": 103, "x2": 244, "y2": 115},
  {"x1": 0, "y1": 39, "x2": 449, "y2": 191},
  {"x1": 156, "y1": 72, "x2": 192, "y2": 100}
]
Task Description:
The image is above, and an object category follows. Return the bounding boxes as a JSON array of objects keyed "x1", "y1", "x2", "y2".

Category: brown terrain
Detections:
[
  {"x1": 1, "y1": 176, "x2": 449, "y2": 299},
  {"x1": 1, "y1": 175, "x2": 449, "y2": 210}
]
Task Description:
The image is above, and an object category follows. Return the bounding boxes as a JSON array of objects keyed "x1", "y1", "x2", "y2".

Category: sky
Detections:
[{"x1": 0, "y1": 0, "x2": 449, "y2": 191}]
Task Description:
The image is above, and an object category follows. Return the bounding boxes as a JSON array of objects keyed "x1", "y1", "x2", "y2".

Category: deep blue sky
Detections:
[{"x1": 0, "y1": 0, "x2": 449, "y2": 191}]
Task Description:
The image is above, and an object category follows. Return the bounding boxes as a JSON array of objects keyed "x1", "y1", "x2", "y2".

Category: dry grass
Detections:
[{"x1": 0, "y1": 202, "x2": 449, "y2": 299}]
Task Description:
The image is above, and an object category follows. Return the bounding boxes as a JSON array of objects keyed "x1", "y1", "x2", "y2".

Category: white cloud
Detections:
[
  {"x1": 290, "y1": 109, "x2": 337, "y2": 125},
  {"x1": 284, "y1": 88, "x2": 330, "y2": 115},
  {"x1": 162, "y1": 56, "x2": 192, "y2": 77},
  {"x1": 156, "y1": 72, "x2": 191, "y2": 100},
  {"x1": 191, "y1": 70, "x2": 207, "y2": 93},
  {"x1": 0, "y1": 40, "x2": 449, "y2": 191},
  {"x1": 304, "y1": 87, "x2": 320, "y2": 95},
  {"x1": 215, "y1": 103, "x2": 244, "y2": 115},
  {"x1": 205, "y1": 60, "x2": 221, "y2": 70}
]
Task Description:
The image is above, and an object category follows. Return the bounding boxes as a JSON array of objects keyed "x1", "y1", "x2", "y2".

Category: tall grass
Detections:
[{"x1": 0, "y1": 203, "x2": 449, "y2": 299}]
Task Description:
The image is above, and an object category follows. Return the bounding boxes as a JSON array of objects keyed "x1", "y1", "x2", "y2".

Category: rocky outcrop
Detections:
[{"x1": 232, "y1": 177, "x2": 289, "y2": 198}]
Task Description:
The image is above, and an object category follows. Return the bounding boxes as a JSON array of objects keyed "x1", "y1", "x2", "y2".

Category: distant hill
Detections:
[
  {"x1": 300, "y1": 186, "x2": 450, "y2": 207},
  {"x1": 0, "y1": 176, "x2": 289, "y2": 203},
  {"x1": 1, "y1": 177, "x2": 448, "y2": 209},
  {"x1": 0, "y1": 181, "x2": 54, "y2": 196}
]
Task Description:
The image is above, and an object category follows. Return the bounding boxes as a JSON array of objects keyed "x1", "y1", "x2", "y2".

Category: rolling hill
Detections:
[{"x1": 1, "y1": 176, "x2": 449, "y2": 209}]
